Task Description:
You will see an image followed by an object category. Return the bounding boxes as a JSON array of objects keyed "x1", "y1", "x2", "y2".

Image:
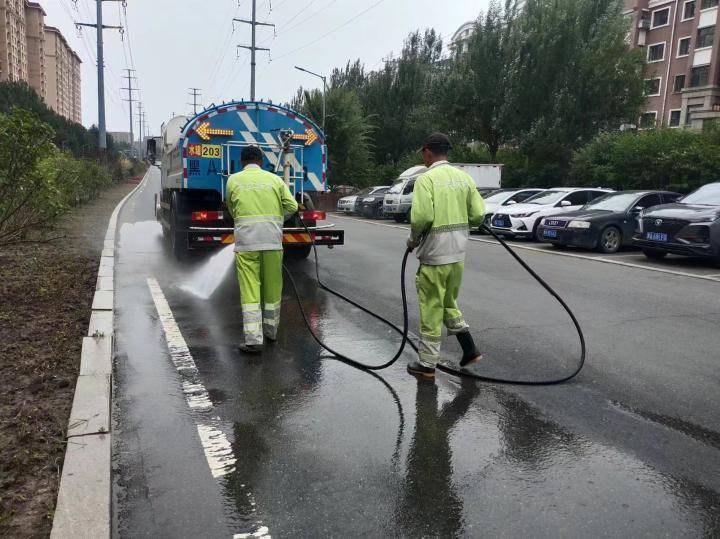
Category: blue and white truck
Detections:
[{"x1": 151, "y1": 101, "x2": 344, "y2": 258}]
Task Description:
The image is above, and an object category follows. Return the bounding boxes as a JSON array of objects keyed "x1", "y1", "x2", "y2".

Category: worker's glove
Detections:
[{"x1": 407, "y1": 237, "x2": 420, "y2": 252}]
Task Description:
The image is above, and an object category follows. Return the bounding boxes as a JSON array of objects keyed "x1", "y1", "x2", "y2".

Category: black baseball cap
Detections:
[
  {"x1": 241, "y1": 145, "x2": 264, "y2": 162},
  {"x1": 420, "y1": 133, "x2": 452, "y2": 153}
]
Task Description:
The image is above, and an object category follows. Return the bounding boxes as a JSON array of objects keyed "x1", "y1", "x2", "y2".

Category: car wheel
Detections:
[
  {"x1": 551, "y1": 243, "x2": 568, "y2": 249},
  {"x1": 532, "y1": 221, "x2": 543, "y2": 242},
  {"x1": 170, "y1": 194, "x2": 189, "y2": 259},
  {"x1": 642, "y1": 249, "x2": 668, "y2": 260},
  {"x1": 598, "y1": 226, "x2": 622, "y2": 254},
  {"x1": 393, "y1": 215, "x2": 404, "y2": 223},
  {"x1": 361, "y1": 207, "x2": 372, "y2": 218}
]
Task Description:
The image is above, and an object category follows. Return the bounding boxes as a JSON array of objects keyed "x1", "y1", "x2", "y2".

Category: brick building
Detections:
[
  {"x1": 0, "y1": 1, "x2": 81, "y2": 123},
  {"x1": 625, "y1": 0, "x2": 720, "y2": 129}
]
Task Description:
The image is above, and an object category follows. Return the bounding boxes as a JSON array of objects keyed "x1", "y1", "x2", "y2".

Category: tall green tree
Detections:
[{"x1": 292, "y1": 86, "x2": 375, "y2": 187}]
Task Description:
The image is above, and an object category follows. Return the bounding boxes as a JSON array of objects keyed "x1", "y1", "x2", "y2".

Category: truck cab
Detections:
[{"x1": 154, "y1": 102, "x2": 343, "y2": 258}]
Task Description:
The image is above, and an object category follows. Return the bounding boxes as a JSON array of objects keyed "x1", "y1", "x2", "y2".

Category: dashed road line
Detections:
[
  {"x1": 332, "y1": 214, "x2": 720, "y2": 283},
  {"x1": 147, "y1": 277, "x2": 270, "y2": 537}
]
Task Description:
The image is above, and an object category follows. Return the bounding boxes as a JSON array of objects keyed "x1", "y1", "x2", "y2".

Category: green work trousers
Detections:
[
  {"x1": 416, "y1": 262, "x2": 469, "y2": 366},
  {"x1": 235, "y1": 250, "x2": 284, "y2": 345}
]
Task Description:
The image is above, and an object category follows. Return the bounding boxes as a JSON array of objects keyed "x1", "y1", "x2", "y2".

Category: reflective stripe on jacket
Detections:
[
  {"x1": 226, "y1": 164, "x2": 299, "y2": 252},
  {"x1": 410, "y1": 161, "x2": 486, "y2": 265}
]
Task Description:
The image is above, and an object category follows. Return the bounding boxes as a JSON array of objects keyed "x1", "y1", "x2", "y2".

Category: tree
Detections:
[{"x1": 292, "y1": 86, "x2": 375, "y2": 187}]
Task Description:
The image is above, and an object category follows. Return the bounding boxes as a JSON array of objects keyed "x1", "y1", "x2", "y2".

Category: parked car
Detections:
[
  {"x1": 490, "y1": 188, "x2": 613, "y2": 240},
  {"x1": 383, "y1": 166, "x2": 428, "y2": 222},
  {"x1": 633, "y1": 182, "x2": 720, "y2": 266},
  {"x1": 538, "y1": 190, "x2": 682, "y2": 253},
  {"x1": 357, "y1": 186, "x2": 392, "y2": 218},
  {"x1": 479, "y1": 188, "x2": 545, "y2": 232},
  {"x1": 336, "y1": 186, "x2": 386, "y2": 214}
]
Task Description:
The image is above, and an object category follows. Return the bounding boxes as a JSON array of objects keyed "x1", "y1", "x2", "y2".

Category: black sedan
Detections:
[
  {"x1": 538, "y1": 191, "x2": 681, "y2": 253},
  {"x1": 357, "y1": 187, "x2": 391, "y2": 219},
  {"x1": 633, "y1": 182, "x2": 720, "y2": 266}
]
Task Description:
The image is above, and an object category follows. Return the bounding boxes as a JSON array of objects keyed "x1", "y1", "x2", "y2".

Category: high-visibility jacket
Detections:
[
  {"x1": 410, "y1": 161, "x2": 486, "y2": 265},
  {"x1": 226, "y1": 164, "x2": 299, "y2": 252}
]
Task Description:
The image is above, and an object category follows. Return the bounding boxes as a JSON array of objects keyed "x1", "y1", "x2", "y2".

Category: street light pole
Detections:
[{"x1": 294, "y1": 65, "x2": 327, "y2": 133}]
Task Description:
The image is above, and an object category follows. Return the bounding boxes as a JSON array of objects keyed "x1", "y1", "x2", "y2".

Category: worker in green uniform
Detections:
[
  {"x1": 226, "y1": 146, "x2": 298, "y2": 353},
  {"x1": 406, "y1": 133, "x2": 486, "y2": 379}
]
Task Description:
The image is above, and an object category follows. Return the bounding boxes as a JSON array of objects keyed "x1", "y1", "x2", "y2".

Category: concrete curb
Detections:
[{"x1": 51, "y1": 172, "x2": 148, "y2": 539}]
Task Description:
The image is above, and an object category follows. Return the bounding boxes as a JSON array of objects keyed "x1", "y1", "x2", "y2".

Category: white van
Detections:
[{"x1": 382, "y1": 166, "x2": 428, "y2": 223}]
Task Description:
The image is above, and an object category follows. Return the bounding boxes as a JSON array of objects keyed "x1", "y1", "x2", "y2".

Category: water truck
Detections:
[{"x1": 151, "y1": 101, "x2": 344, "y2": 258}]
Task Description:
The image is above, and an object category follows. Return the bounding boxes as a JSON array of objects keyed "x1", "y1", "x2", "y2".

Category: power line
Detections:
[{"x1": 271, "y1": 0, "x2": 387, "y2": 62}]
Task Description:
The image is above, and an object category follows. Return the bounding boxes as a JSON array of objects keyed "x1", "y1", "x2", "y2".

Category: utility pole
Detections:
[
  {"x1": 121, "y1": 68, "x2": 137, "y2": 156},
  {"x1": 188, "y1": 87, "x2": 202, "y2": 115},
  {"x1": 136, "y1": 102, "x2": 144, "y2": 157},
  {"x1": 235, "y1": 0, "x2": 274, "y2": 101},
  {"x1": 76, "y1": 0, "x2": 124, "y2": 151}
]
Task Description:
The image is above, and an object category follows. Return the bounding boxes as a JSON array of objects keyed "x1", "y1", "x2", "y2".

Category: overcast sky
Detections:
[{"x1": 41, "y1": 0, "x2": 487, "y2": 135}]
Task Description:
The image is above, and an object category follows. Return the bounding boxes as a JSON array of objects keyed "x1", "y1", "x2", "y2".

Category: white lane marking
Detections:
[
  {"x1": 331, "y1": 214, "x2": 720, "y2": 283},
  {"x1": 233, "y1": 526, "x2": 271, "y2": 538},
  {"x1": 146, "y1": 277, "x2": 236, "y2": 478}
]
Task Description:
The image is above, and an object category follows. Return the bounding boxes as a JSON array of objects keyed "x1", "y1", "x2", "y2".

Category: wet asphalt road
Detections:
[{"x1": 113, "y1": 168, "x2": 720, "y2": 538}]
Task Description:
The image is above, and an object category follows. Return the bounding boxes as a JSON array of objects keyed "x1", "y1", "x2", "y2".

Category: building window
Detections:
[
  {"x1": 669, "y1": 110, "x2": 682, "y2": 127},
  {"x1": 691, "y1": 65, "x2": 710, "y2": 86},
  {"x1": 701, "y1": 0, "x2": 718, "y2": 8},
  {"x1": 645, "y1": 77, "x2": 662, "y2": 95},
  {"x1": 674, "y1": 73, "x2": 686, "y2": 92},
  {"x1": 684, "y1": 0, "x2": 697, "y2": 18},
  {"x1": 678, "y1": 36, "x2": 692, "y2": 56},
  {"x1": 697, "y1": 26, "x2": 715, "y2": 48},
  {"x1": 652, "y1": 7, "x2": 671, "y2": 28},
  {"x1": 648, "y1": 43, "x2": 666, "y2": 62},
  {"x1": 640, "y1": 112, "x2": 658, "y2": 129}
]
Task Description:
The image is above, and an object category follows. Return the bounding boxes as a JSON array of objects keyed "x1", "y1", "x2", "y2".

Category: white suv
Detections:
[{"x1": 490, "y1": 188, "x2": 613, "y2": 240}]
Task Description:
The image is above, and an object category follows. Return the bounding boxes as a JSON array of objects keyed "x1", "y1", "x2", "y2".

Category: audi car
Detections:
[
  {"x1": 490, "y1": 188, "x2": 613, "y2": 240},
  {"x1": 537, "y1": 190, "x2": 681, "y2": 253},
  {"x1": 633, "y1": 182, "x2": 720, "y2": 266},
  {"x1": 479, "y1": 188, "x2": 545, "y2": 232}
]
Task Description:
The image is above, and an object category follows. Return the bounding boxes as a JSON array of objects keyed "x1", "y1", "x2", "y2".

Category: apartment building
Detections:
[
  {"x1": 626, "y1": 0, "x2": 720, "y2": 129},
  {"x1": 0, "y1": 0, "x2": 28, "y2": 82},
  {"x1": 0, "y1": 1, "x2": 81, "y2": 123}
]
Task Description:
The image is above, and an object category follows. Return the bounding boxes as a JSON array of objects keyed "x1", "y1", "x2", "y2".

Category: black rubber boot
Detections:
[
  {"x1": 457, "y1": 330, "x2": 482, "y2": 367},
  {"x1": 407, "y1": 361, "x2": 436, "y2": 380},
  {"x1": 238, "y1": 343, "x2": 263, "y2": 354}
]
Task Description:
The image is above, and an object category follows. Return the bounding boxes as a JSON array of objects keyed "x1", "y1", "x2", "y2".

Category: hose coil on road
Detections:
[{"x1": 284, "y1": 219, "x2": 586, "y2": 386}]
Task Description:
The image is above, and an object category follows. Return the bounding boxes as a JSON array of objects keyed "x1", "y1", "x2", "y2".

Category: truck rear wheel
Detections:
[
  {"x1": 170, "y1": 194, "x2": 189, "y2": 259},
  {"x1": 285, "y1": 245, "x2": 313, "y2": 260}
]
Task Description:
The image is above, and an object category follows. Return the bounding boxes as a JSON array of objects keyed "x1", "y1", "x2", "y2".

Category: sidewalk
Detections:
[{"x1": 0, "y1": 179, "x2": 138, "y2": 538}]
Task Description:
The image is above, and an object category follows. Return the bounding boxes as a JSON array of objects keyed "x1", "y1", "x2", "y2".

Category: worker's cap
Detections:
[
  {"x1": 241, "y1": 145, "x2": 264, "y2": 162},
  {"x1": 420, "y1": 133, "x2": 452, "y2": 153}
]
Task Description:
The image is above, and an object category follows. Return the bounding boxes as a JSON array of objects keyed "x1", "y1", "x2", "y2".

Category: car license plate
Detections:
[
  {"x1": 543, "y1": 229, "x2": 558, "y2": 238},
  {"x1": 493, "y1": 218, "x2": 507, "y2": 227},
  {"x1": 646, "y1": 232, "x2": 667, "y2": 242}
]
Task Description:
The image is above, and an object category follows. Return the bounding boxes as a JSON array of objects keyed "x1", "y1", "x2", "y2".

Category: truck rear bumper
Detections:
[{"x1": 187, "y1": 225, "x2": 344, "y2": 249}]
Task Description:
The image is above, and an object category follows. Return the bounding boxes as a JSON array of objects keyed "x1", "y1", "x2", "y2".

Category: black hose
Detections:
[{"x1": 284, "y1": 216, "x2": 585, "y2": 385}]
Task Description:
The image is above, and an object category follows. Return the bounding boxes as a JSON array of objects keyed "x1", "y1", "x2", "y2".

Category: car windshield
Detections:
[
  {"x1": 524, "y1": 190, "x2": 567, "y2": 205},
  {"x1": 484, "y1": 191, "x2": 514, "y2": 203},
  {"x1": 388, "y1": 181, "x2": 404, "y2": 194},
  {"x1": 583, "y1": 192, "x2": 641, "y2": 211},
  {"x1": 355, "y1": 187, "x2": 373, "y2": 196},
  {"x1": 373, "y1": 187, "x2": 389, "y2": 194},
  {"x1": 681, "y1": 183, "x2": 720, "y2": 206}
]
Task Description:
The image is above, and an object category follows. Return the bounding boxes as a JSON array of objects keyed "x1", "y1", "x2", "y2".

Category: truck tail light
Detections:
[
  {"x1": 301, "y1": 211, "x2": 326, "y2": 221},
  {"x1": 191, "y1": 211, "x2": 224, "y2": 221}
]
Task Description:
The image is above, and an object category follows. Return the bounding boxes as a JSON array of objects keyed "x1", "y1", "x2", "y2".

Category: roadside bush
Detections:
[
  {"x1": 0, "y1": 108, "x2": 112, "y2": 247},
  {"x1": 570, "y1": 128, "x2": 720, "y2": 192}
]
